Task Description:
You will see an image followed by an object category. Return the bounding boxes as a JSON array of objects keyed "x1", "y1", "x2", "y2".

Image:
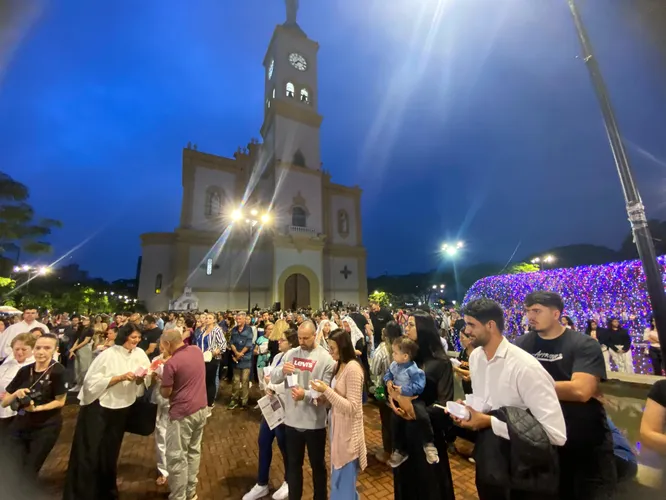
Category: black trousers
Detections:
[
  {"x1": 8, "y1": 418, "x2": 62, "y2": 478},
  {"x1": 204, "y1": 358, "x2": 220, "y2": 406},
  {"x1": 285, "y1": 426, "x2": 327, "y2": 500},
  {"x1": 649, "y1": 346, "x2": 664, "y2": 376},
  {"x1": 63, "y1": 400, "x2": 131, "y2": 500},
  {"x1": 476, "y1": 481, "x2": 557, "y2": 500},
  {"x1": 223, "y1": 350, "x2": 234, "y2": 382},
  {"x1": 378, "y1": 401, "x2": 393, "y2": 454},
  {"x1": 559, "y1": 442, "x2": 617, "y2": 500},
  {"x1": 392, "y1": 400, "x2": 434, "y2": 452}
]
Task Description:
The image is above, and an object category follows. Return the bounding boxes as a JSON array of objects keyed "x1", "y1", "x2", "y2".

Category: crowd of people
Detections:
[{"x1": 0, "y1": 294, "x2": 664, "y2": 499}]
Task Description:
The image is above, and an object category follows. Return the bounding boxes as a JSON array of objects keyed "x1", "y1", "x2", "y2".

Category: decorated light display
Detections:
[{"x1": 463, "y1": 256, "x2": 666, "y2": 375}]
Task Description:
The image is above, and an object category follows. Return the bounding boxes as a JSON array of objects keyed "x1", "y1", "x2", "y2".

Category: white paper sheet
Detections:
[{"x1": 258, "y1": 394, "x2": 285, "y2": 430}]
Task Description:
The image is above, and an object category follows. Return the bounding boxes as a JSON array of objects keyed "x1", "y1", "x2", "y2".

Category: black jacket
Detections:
[{"x1": 474, "y1": 407, "x2": 559, "y2": 494}]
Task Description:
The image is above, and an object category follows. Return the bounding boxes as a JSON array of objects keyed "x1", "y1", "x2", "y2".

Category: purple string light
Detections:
[{"x1": 463, "y1": 256, "x2": 666, "y2": 375}]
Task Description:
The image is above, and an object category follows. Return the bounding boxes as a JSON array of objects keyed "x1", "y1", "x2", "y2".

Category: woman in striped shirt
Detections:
[{"x1": 193, "y1": 312, "x2": 226, "y2": 408}]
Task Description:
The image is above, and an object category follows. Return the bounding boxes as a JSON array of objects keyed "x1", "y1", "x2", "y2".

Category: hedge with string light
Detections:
[{"x1": 463, "y1": 256, "x2": 666, "y2": 375}]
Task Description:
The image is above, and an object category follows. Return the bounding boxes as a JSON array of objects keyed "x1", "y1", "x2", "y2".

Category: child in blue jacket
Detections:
[{"x1": 384, "y1": 337, "x2": 439, "y2": 467}]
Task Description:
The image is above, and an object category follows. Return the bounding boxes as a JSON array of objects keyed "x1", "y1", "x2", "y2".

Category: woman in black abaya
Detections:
[
  {"x1": 389, "y1": 310, "x2": 456, "y2": 500},
  {"x1": 63, "y1": 323, "x2": 150, "y2": 500}
]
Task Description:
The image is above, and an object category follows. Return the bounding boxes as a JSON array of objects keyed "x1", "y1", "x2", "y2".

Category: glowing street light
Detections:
[
  {"x1": 441, "y1": 241, "x2": 464, "y2": 257},
  {"x1": 531, "y1": 254, "x2": 556, "y2": 270},
  {"x1": 38, "y1": 266, "x2": 50, "y2": 275},
  {"x1": 230, "y1": 205, "x2": 272, "y2": 311}
]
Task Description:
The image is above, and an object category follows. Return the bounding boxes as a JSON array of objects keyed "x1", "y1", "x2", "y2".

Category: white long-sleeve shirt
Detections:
[
  {"x1": 469, "y1": 338, "x2": 567, "y2": 446},
  {"x1": 0, "y1": 320, "x2": 50, "y2": 360}
]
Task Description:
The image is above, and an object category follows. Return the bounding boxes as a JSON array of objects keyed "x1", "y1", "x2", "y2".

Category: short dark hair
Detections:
[
  {"x1": 462, "y1": 298, "x2": 505, "y2": 333},
  {"x1": 284, "y1": 328, "x2": 299, "y2": 349},
  {"x1": 524, "y1": 291, "x2": 564, "y2": 313},
  {"x1": 393, "y1": 337, "x2": 419, "y2": 360},
  {"x1": 144, "y1": 315, "x2": 157, "y2": 325}
]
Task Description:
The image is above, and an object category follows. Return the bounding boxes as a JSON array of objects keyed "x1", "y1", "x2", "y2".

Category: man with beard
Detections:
[
  {"x1": 516, "y1": 291, "x2": 617, "y2": 500},
  {"x1": 369, "y1": 301, "x2": 392, "y2": 352},
  {"x1": 454, "y1": 298, "x2": 566, "y2": 500}
]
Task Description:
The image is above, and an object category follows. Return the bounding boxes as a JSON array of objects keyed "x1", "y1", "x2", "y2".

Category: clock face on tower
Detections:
[
  {"x1": 288, "y1": 52, "x2": 307, "y2": 71},
  {"x1": 268, "y1": 59, "x2": 274, "y2": 79}
]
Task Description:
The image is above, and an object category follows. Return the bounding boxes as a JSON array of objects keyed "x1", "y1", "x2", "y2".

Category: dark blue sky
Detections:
[{"x1": 2, "y1": 0, "x2": 666, "y2": 280}]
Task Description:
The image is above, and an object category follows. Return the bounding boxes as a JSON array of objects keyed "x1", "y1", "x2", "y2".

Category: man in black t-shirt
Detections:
[
  {"x1": 369, "y1": 301, "x2": 392, "y2": 350},
  {"x1": 516, "y1": 291, "x2": 617, "y2": 500},
  {"x1": 140, "y1": 315, "x2": 162, "y2": 359}
]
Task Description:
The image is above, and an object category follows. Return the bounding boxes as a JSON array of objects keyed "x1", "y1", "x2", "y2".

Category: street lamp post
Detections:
[
  {"x1": 441, "y1": 241, "x2": 464, "y2": 300},
  {"x1": 567, "y1": 0, "x2": 666, "y2": 351},
  {"x1": 232, "y1": 208, "x2": 271, "y2": 313}
]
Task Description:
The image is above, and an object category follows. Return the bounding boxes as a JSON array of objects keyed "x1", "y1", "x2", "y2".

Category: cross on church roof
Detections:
[
  {"x1": 340, "y1": 265, "x2": 352, "y2": 280},
  {"x1": 285, "y1": 0, "x2": 299, "y2": 25}
]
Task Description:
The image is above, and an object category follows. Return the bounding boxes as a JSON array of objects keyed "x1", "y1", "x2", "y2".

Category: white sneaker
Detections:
[
  {"x1": 242, "y1": 483, "x2": 269, "y2": 500},
  {"x1": 272, "y1": 482, "x2": 289, "y2": 500}
]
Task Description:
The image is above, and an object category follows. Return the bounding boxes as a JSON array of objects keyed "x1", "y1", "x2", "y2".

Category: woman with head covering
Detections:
[
  {"x1": 315, "y1": 319, "x2": 339, "y2": 353},
  {"x1": 341, "y1": 316, "x2": 370, "y2": 399},
  {"x1": 63, "y1": 323, "x2": 151, "y2": 500}
]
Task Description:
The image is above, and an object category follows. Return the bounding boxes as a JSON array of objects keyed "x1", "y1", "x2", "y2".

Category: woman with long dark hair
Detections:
[
  {"x1": 310, "y1": 328, "x2": 366, "y2": 499},
  {"x1": 607, "y1": 318, "x2": 634, "y2": 374},
  {"x1": 644, "y1": 316, "x2": 664, "y2": 376},
  {"x1": 390, "y1": 310, "x2": 455, "y2": 500}
]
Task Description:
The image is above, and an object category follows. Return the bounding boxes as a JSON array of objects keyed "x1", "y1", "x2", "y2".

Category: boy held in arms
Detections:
[{"x1": 384, "y1": 337, "x2": 439, "y2": 466}]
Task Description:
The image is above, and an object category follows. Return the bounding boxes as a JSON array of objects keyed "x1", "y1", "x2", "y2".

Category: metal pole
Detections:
[
  {"x1": 247, "y1": 225, "x2": 253, "y2": 313},
  {"x1": 568, "y1": 0, "x2": 666, "y2": 355}
]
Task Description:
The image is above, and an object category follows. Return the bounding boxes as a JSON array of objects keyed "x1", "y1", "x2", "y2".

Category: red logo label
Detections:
[{"x1": 293, "y1": 357, "x2": 317, "y2": 372}]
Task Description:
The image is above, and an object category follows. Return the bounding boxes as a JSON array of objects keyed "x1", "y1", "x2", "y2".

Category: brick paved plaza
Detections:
[{"x1": 39, "y1": 384, "x2": 479, "y2": 500}]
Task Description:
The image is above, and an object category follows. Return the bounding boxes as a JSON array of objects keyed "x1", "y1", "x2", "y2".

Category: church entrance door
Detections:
[{"x1": 284, "y1": 273, "x2": 310, "y2": 310}]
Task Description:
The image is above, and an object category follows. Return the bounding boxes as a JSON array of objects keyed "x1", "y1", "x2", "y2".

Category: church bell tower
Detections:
[{"x1": 260, "y1": 0, "x2": 323, "y2": 171}]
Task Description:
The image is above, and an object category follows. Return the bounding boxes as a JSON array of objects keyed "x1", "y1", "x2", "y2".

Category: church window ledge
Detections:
[
  {"x1": 154, "y1": 274, "x2": 163, "y2": 294},
  {"x1": 286, "y1": 225, "x2": 317, "y2": 236}
]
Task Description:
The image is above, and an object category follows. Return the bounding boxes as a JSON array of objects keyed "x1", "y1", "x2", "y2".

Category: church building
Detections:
[{"x1": 137, "y1": 5, "x2": 367, "y2": 312}]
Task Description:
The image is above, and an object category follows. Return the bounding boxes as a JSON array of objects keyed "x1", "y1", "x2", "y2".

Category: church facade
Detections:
[{"x1": 137, "y1": 9, "x2": 367, "y2": 312}]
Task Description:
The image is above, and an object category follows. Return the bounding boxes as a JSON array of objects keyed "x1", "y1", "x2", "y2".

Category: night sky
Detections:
[{"x1": 2, "y1": 0, "x2": 666, "y2": 280}]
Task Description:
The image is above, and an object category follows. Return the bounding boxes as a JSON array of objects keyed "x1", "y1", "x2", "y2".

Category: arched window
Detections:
[
  {"x1": 337, "y1": 209, "x2": 350, "y2": 237},
  {"x1": 206, "y1": 258, "x2": 213, "y2": 276},
  {"x1": 293, "y1": 150, "x2": 306, "y2": 168},
  {"x1": 154, "y1": 274, "x2": 162, "y2": 294},
  {"x1": 286, "y1": 82, "x2": 295, "y2": 98},
  {"x1": 292, "y1": 207, "x2": 307, "y2": 227},
  {"x1": 272, "y1": 88, "x2": 276, "y2": 99},
  {"x1": 266, "y1": 99, "x2": 271, "y2": 109},
  {"x1": 300, "y1": 88, "x2": 310, "y2": 104},
  {"x1": 204, "y1": 187, "x2": 223, "y2": 218}
]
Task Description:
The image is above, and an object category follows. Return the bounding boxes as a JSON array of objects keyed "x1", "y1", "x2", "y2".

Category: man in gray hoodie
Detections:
[{"x1": 270, "y1": 320, "x2": 334, "y2": 500}]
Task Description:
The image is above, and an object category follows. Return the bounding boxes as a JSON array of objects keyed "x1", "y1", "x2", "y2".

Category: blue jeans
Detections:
[
  {"x1": 257, "y1": 419, "x2": 287, "y2": 486},
  {"x1": 330, "y1": 459, "x2": 359, "y2": 500}
]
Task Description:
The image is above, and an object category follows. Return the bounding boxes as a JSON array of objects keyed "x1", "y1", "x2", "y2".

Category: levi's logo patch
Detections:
[{"x1": 293, "y1": 357, "x2": 317, "y2": 372}]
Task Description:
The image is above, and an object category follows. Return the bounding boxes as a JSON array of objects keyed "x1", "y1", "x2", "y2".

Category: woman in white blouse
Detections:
[
  {"x1": 63, "y1": 323, "x2": 150, "y2": 500},
  {"x1": 0, "y1": 333, "x2": 35, "y2": 433}
]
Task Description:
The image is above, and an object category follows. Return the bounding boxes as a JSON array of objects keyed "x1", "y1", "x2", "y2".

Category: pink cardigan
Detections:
[{"x1": 323, "y1": 360, "x2": 367, "y2": 471}]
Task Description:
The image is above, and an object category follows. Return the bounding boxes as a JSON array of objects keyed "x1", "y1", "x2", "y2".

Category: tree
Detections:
[
  {"x1": 0, "y1": 172, "x2": 62, "y2": 259},
  {"x1": 368, "y1": 290, "x2": 391, "y2": 307},
  {"x1": 507, "y1": 262, "x2": 540, "y2": 274}
]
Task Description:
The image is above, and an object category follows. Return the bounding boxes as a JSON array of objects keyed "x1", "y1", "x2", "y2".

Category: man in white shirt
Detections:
[
  {"x1": 0, "y1": 307, "x2": 50, "y2": 362},
  {"x1": 453, "y1": 298, "x2": 566, "y2": 500}
]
